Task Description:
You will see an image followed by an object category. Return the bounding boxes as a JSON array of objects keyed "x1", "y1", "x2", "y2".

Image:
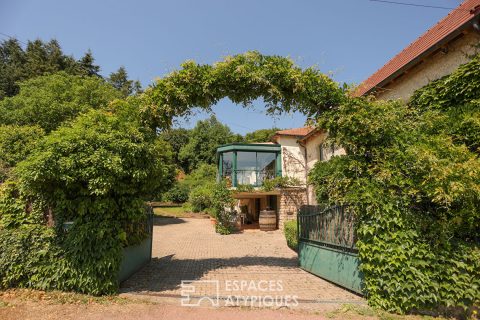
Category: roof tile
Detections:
[{"x1": 356, "y1": 0, "x2": 480, "y2": 96}]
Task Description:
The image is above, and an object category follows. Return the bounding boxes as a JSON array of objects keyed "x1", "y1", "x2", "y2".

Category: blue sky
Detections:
[{"x1": 0, "y1": 0, "x2": 462, "y2": 134}]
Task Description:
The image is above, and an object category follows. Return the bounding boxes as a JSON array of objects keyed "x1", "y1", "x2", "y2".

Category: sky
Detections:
[{"x1": 0, "y1": 0, "x2": 463, "y2": 134}]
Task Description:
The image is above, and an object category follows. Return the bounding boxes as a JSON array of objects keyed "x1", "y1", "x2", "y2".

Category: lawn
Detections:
[{"x1": 153, "y1": 205, "x2": 209, "y2": 218}]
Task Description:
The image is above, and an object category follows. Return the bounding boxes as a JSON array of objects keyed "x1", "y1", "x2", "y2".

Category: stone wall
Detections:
[{"x1": 277, "y1": 188, "x2": 307, "y2": 230}]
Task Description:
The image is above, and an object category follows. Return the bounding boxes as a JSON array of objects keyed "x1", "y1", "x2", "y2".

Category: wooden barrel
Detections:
[{"x1": 259, "y1": 210, "x2": 277, "y2": 231}]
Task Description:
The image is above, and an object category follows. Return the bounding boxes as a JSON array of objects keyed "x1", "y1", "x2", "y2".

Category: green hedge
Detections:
[{"x1": 283, "y1": 220, "x2": 297, "y2": 251}]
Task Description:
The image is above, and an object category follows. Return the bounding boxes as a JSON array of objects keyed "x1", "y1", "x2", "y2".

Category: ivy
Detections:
[
  {"x1": 0, "y1": 103, "x2": 175, "y2": 295},
  {"x1": 310, "y1": 55, "x2": 480, "y2": 314}
]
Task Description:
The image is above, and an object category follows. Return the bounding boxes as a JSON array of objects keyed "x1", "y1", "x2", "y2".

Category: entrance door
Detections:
[{"x1": 253, "y1": 198, "x2": 260, "y2": 221}]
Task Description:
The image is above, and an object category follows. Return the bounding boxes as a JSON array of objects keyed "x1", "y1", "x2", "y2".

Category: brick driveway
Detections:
[{"x1": 121, "y1": 217, "x2": 363, "y2": 309}]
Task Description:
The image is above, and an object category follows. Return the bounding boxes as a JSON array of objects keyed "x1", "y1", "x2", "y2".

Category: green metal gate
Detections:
[
  {"x1": 118, "y1": 206, "x2": 154, "y2": 283},
  {"x1": 298, "y1": 205, "x2": 363, "y2": 294}
]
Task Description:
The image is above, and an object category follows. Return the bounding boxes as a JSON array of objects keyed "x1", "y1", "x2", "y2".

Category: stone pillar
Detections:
[{"x1": 277, "y1": 188, "x2": 307, "y2": 230}]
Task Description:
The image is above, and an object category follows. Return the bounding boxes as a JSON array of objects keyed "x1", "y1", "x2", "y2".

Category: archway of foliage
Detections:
[
  {"x1": 310, "y1": 55, "x2": 480, "y2": 313},
  {"x1": 141, "y1": 51, "x2": 343, "y2": 129}
]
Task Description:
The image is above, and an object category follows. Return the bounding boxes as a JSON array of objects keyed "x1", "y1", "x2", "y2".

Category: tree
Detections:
[
  {"x1": 0, "y1": 72, "x2": 121, "y2": 132},
  {"x1": 160, "y1": 128, "x2": 190, "y2": 168},
  {"x1": 244, "y1": 128, "x2": 281, "y2": 143},
  {"x1": 0, "y1": 38, "x2": 83, "y2": 98},
  {"x1": 77, "y1": 50, "x2": 101, "y2": 77},
  {"x1": 0, "y1": 39, "x2": 26, "y2": 99},
  {"x1": 107, "y1": 66, "x2": 142, "y2": 97},
  {"x1": 178, "y1": 115, "x2": 239, "y2": 173}
]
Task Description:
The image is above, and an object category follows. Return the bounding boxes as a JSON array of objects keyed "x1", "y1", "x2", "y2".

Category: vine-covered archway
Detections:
[{"x1": 141, "y1": 51, "x2": 343, "y2": 129}]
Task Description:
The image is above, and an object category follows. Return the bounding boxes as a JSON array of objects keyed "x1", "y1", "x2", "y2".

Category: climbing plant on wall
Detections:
[{"x1": 310, "y1": 55, "x2": 480, "y2": 314}]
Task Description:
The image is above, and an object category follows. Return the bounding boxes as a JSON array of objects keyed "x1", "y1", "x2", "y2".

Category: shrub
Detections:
[
  {"x1": 283, "y1": 220, "x2": 297, "y2": 251},
  {"x1": 261, "y1": 176, "x2": 300, "y2": 192},
  {"x1": 211, "y1": 180, "x2": 236, "y2": 235},
  {"x1": 163, "y1": 183, "x2": 190, "y2": 203},
  {"x1": 189, "y1": 185, "x2": 214, "y2": 212}
]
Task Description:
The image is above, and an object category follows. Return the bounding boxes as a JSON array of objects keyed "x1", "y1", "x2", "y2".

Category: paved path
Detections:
[{"x1": 121, "y1": 217, "x2": 363, "y2": 310}]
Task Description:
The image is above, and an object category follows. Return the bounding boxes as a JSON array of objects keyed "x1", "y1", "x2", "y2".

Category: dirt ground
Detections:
[{"x1": 0, "y1": 290, "x2": 452, "y2": 320}]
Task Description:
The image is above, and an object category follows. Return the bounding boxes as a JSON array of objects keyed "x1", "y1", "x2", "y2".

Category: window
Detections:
[
  {"x1": 222, "y1": 152, "x2": 233, "y2": 178},
  {"x1": 219, "y1": 150, "x2": 278, "y2": 186}
]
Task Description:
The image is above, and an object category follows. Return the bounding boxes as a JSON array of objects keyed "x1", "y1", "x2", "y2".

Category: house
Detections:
[
  {"x1": 216, "y1": 127, "x2": 344, "y2": 230},
  {"x1": 356, "y1": 0, "x2": 480, "y2": 100}
]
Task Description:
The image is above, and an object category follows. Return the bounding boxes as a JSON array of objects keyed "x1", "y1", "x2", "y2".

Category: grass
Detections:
[
  {"x1": 153, "y1": 205, "x2": 209, "y2": 218},
  {"x1": 325, "y1": 304, "x2": 454, "y2": 320},
  {"x1": 0, "y1": 289, "x2": 132, "y2": 305}
]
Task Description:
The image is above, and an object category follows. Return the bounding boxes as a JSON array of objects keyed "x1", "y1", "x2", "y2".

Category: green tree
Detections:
[
  {"x1": 244, "y1": 128, "x2": 281, "y2": 143},
  {"x1": 77, "y1": 50, "x2": 101, "y2": 77},
  {"x1": 0, "y1": 38, "x2": 82, "y2": 98},
  {"x1": 0, "y1": 72, "x2": 121, "y2": 132},
  {"x1": 107, "y1": 66, "x2": 142, "y2": 97},
  {"x1": 178, "y1": 115, "x2": 239, "y2": 173},
  {"x1": 160, "y1": 128, "x2": 190, "y2": 168}
]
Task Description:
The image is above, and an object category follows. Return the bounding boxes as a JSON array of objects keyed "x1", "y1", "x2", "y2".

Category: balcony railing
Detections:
[{"x1": 222, "y1": 169, "x2": 279, "y2": 187}]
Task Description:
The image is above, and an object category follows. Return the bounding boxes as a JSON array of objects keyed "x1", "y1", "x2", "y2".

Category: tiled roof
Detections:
[
  {"x1": 355, "y1": 0, "x2": 480, "y2": 96},
  {"x1": 274, "y1": 127, "x2": 315, "y2": 137}
]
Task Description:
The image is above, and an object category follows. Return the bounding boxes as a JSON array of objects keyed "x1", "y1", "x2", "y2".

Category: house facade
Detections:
[
  {"x1": 356, "y1": 0, "x2": 480, "y2": 101},
  {"x1": 216, "y1": 127, "x2": 344, "y2": 230}
]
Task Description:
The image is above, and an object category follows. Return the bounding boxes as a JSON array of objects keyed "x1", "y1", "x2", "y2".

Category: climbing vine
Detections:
[
  {"x1": 142, "y1": 51, "x2": 344, "y2": 129},
  {"x1": 310, "y1": 55, "x2": 480, "y2": 314}
]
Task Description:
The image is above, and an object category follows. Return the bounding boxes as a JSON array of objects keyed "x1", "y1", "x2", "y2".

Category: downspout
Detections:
[{"x1": 297, "y1": 139, "x2": 310, "y2": 205}]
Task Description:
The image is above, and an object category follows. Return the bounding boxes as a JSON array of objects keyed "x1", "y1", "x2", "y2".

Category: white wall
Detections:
[{"x1": 276, "y1": 136, "x2": 306, "y2": 185}]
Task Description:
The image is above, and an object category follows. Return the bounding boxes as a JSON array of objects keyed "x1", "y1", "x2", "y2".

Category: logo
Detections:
[
  {"x1": 180, "y1": 279, "x2": 298, "y2": 308},
  {"x1": 180, "y1": 280, "x2": 220, "y2": 307}
]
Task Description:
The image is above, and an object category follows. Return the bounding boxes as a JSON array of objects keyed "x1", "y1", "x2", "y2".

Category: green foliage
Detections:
[
  {"x1": 188, "y1": 184, "x2": 214, "y2": 212},
  {"x1": 0, "y1": 72, "x2": 121, "y2": 132},
  {"x1": 235, "y1": 184, "x2": 255, "y2": 192},
  {"x1": 212, "y1": 180, "x2": 236, "y2": 235},
  {"x1": 283, "y1": 220, "x2": 297, "y2": 251},
  {"x1": 181, "y1": 163, "x2": 217, "y2": 190},
  {"x1": 244, "y1": 128, "x2": 281, "y2": 143},
  {"x1": 0, "y1": 125, "x2": 44, "y2": 168},
  {"x1": 107, "y1": 66, "x2": 142, "y2": 97},
  {"x1": 178, "y1": 115, "x2": 240, "y2": 173},
  {"x1": 0, "y1": 38, "x2": 100, "y2": 99},
  {"x1": 310, "y1": 55, "x2": 480, "y2": 313},
  {"x1": 0, "y1": 124, "x2": 44, "y2": 183},
  {"x1": 261, "y1": 176, "x2": 301, "y2": 192},
  {"x1": 144, "y1": 51, "x2": 343, "y2": 129},
  {"x1": 409, "y1": 54, "x2": 480, "y2": 111},
  {"x1": 163, "y1": 183, "x2": 190, "y2": 203},
  {"x1": 0, "y1": 225, "x2": 60, "y2": 290},
  {"x1": 160, "y1": 128, "x2": 190, "y2": 167},
  {"x1": 0, "y1": 104, "x2": 175, "y2": 295},
  {"x1": 0, "y1": 223, "x2": 122, "y2": 295}
]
